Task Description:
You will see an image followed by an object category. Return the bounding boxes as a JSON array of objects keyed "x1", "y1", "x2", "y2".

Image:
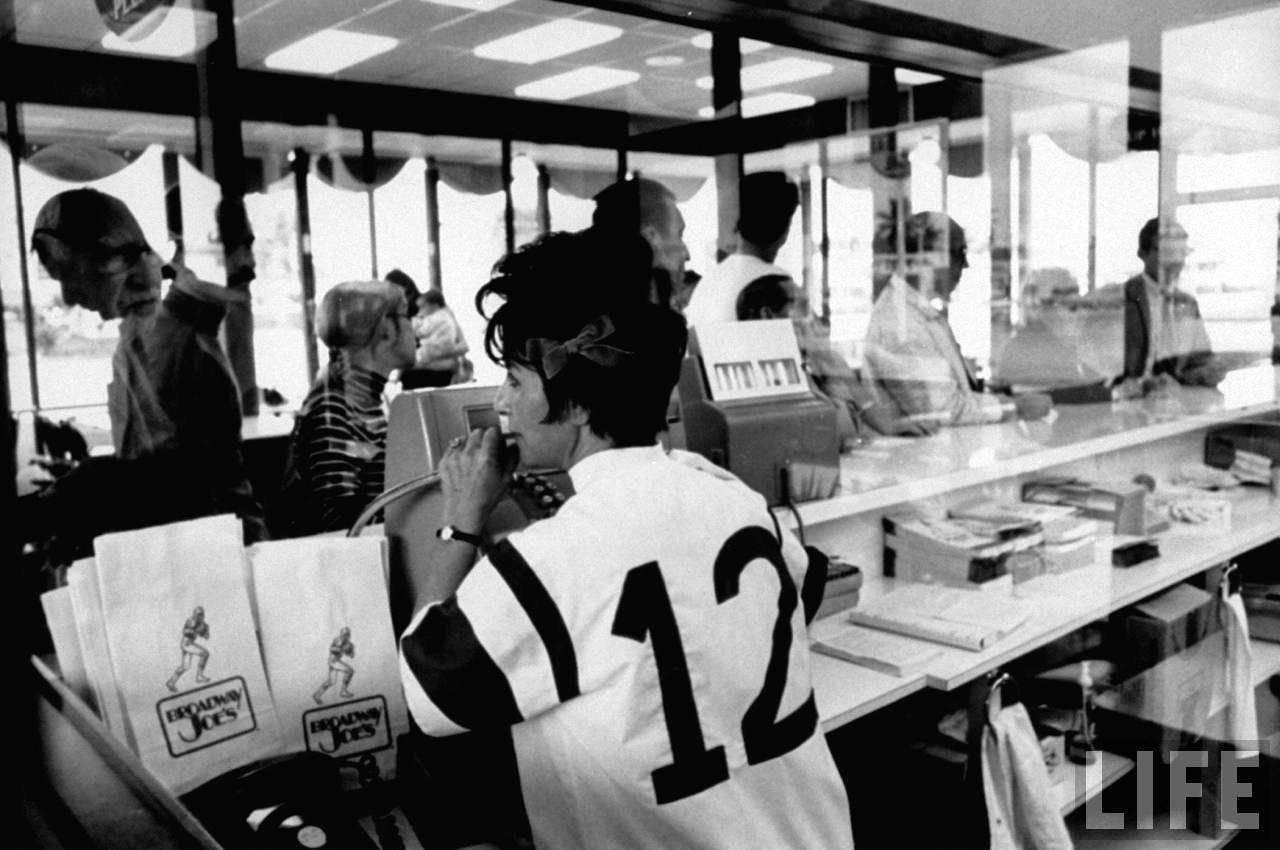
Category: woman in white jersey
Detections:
[{"x1": 398, "y1": 229, "x2": 853, "y2": 849}]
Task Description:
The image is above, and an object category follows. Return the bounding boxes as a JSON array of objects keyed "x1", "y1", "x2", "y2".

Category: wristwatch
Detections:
[{"x1": 436, "y1": 525, "x2": 483, "y2": 547}]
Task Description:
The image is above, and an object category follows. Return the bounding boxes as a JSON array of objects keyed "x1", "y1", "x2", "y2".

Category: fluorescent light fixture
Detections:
[
  {"x1": 691, "y1": 33, "x2": 770, "y2": 53},
  {"x1": 474, "y1": 19, "x2": 622, "y2": 64},
  {"x1": 697, "y1": 92, "x2": 815, "y2": 119},
  {"x1": 646, "y1": 55, "x2": 684, "y2": 68},
  {"x1": 895, "y1": 68, "x2": 945, "y2": 86},
  {"x1": 740, "y1": 58, "x2": 833, "y2": 91},
  {"x1": 515, "y1": 67, "x2": 640, "y2": 101},
  {"x1": 100, "y1": 7, "x2": 214, "y2": 58},
  {"x1": 697, "y1": 57, "x2": 832, "y2": 92},
  {"x1": 422, "y1": 0, "x2": 518, "y2": 9},
  {"x1": 264, "y1": 30, "x2": 398, "y2": 74}
]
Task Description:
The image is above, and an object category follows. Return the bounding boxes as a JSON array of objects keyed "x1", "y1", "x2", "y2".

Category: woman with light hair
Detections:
[{"x1": 278, "y1": 280, "x2": 417, "y2": 535}]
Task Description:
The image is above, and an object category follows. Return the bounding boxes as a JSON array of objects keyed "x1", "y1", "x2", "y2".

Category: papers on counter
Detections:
[{"x1": 845, "y1": 584, "x2": 1033, "y2": 651}]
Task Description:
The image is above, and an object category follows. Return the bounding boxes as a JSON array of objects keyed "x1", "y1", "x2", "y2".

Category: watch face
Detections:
[{"x1": 438, "y1": 526, "x2": 454, "y2": 541}]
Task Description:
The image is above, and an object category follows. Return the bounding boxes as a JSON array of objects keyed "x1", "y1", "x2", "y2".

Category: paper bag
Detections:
[
  {"x1": 41, "y1": 585, "x2": 92, "y2": 709},
  {"x1": 66, "y1": 557, "x2": 133, "y2": 748},
  {"x1": 94, "y1": 514, "x2": 283, "y2": 794},
  {"x1": 249, "y1": 536, "x2": 408, "y2": 777}
]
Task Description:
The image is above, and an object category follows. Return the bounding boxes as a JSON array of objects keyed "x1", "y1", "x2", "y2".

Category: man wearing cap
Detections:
[{"x1": 29, "y1": 188, "x2": 264, "y2": 550}]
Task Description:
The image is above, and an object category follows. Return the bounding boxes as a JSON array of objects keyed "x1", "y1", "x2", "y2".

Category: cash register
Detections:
[{"x1": 678, "y1": 320, "x2": 840, "y2": 506}]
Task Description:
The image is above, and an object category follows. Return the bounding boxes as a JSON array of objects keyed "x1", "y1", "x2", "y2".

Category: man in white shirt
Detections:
[
  {"x1": 397, "y1": 230, "x2": 853, "y2": 849},
  {"x1": 864, "y1": 211, "x2": 1052, "y2": 426},
  {"x1": 685, "y1": 171, "x2": 797, "y2": 326},
  {"x1": 1115, "y1": 217, "x2": 1223, "y2": 397}
]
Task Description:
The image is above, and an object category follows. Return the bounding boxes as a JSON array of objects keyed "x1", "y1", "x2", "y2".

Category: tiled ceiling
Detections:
[{"x1": 10, "y1": 0, "x2": 870, "y2": 121}]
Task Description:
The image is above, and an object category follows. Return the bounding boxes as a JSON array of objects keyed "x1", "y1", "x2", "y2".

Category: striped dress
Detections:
[{"x1": 279, "y1": 360, "x2": 388, "y2": 535}]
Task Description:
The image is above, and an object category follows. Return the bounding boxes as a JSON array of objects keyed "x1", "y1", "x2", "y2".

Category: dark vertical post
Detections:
[
  {"x1": 818, "y1": 141, "x2": 831, "y2": 324},
  {"x1": 711, "y1": 32, "x2": 742, "y2": 262},
  {"x1": 799, "y1": 175, "x2": 814, "y2": 304},
  {"x1": 616, "y1": 147, "x2": 628, "y2": 183},
  {"x1": 195, "y1": 0, "x2": 257, "y2": 414},
  {"x1": 5, "y1": 99, "x2": 37, "y2": 412},
  {"x1": 162, "y1": 150, "x2": 184, "y2": 253},
  {"x1": 291, "y1": 149, "x2": 319, "y2": 381},
  {"x1": 424, "y1": 157, "x2": 443, "y2": 294},
  {"x1": 363, "y1": 127, "x2": 378, "y2": 279},
  {"x1": 501, "y1": 138, "x2": 515, "y2": 255},
  {"x1": 536, "y1": 164, "x2": 551, "y2": 235}
]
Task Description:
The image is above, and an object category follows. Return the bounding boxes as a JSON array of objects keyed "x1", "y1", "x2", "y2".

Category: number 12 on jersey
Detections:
[{"x1": 611, "y1": 527, "x2": 818, "y2": 805}]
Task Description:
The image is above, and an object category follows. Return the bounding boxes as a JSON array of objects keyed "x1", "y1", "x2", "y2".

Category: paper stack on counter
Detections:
[
  {"x1": 948, "y1": 498, "x2": 1099, "y2": 574},
  {"x1": 881, "y1": 509, "x2": 1043, "y2": 590},
  {"x1": 811, "y1": 618, "x2": 942, "y2": 676},
  {"x1": 846, "y1": 584, "x2": 1033, "y2": 651}
]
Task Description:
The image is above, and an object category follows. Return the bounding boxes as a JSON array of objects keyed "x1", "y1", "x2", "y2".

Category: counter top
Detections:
[
  {"x1": 810, "y1": 484, "x2": 1280, "y2": 726},
  {"x1": 780, "y1": 364, "x2": 1279, "y2": 528}
]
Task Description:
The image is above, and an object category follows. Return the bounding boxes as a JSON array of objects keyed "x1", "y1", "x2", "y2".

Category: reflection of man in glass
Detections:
[
  {"x1": 591, "y1": 178, "x2": 690, "y2": 309},
  {"x1": 864, "y1": 211, "x2": 1052, "y2": 426},
  {"x1": 28, "y1": 189, "x2": 264, "y2": 553},
  {"x1": 1114, "y1": 217, "x2": 1223, "y2": 397}
]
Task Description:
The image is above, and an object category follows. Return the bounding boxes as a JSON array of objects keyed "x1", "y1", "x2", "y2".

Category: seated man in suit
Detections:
[
  {"x1": 863, "y1": 211, "x2": 1052, "y2": 426},
  {"x1": 1114, "y1": 217, "x2": 1224, "y2": 398}
]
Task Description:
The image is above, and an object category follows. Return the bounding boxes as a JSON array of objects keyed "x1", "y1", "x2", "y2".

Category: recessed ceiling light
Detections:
[
  {"x1": 896, "y1": 68, "x2": 945, "y2": 86},
  {"x1": 740, "y1": 58, "x2": 833, "y2": 91},
  {"x1": 515, "y1": 67, "x2": 640, "y2": 101},
  {"x1": 646, "y1": 55, "x2": 685, "y2": 68},
  {"x1": 100, "y1": 7, "x2": 215, "y2": 58},
  {"x1": 474, "y1": 19, "x2": 622, "y2": 64},
  {"x1": 697, "y1": 92, "x2": 816, "y2": 119},
  {"x1": 696, "y1": 58, "x2": 832, "y2": 92},
  {"x1": 264, "y1": 30, "x2": 399, "y2": 74},
  {"x1": 421, "y1": 0, "x2": 518, "y2": 9},
  {"x1": 691, "y1": 33, "x2": 770, "y2": 53}
]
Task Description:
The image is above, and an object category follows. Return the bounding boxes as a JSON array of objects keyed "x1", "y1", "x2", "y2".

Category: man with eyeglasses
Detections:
[
  {"x1": 27, "y1": 188, "x2": 264, "y2": 554},
  {"x1": 864, "y1": 210, "x2": 1053, "y2": 427}
]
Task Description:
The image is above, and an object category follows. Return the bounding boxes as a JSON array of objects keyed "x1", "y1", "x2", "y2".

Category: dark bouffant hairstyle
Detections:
[
  {"x1": 737, "y1": 171, "x2": 799, "y2": 247},
  {"x1": 476, "y1": 230, "x2": 688, "y2": 447}
]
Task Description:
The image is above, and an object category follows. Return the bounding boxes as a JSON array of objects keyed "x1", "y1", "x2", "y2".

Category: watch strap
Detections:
[{"x1": 436, "y1": 525, "x2": 484, "y2": 547}]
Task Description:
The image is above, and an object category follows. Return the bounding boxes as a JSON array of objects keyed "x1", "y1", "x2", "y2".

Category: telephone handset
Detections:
[
  {"x1": 485, "y1": 436, "x2": 574, "y2": 538},
  {"x1": 182, "y1": 752, "x2": 380, "y2": 849}
]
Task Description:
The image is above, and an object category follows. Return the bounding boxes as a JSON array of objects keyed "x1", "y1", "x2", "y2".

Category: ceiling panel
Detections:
[
  {"x1": 15, "y1": 0, "x2": 132, "y2": 50},
  {"x1": 342, "y1": 0, "x2": 479, "y2": 38}
]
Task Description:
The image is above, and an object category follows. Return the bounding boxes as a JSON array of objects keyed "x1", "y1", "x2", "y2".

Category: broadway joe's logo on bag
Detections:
[
  {"x1": 303, "y1": 626, "x2": 391, "y2": 757},
  {"x1": 156, "y1": 606, "x2": 259, "y2": 757}
]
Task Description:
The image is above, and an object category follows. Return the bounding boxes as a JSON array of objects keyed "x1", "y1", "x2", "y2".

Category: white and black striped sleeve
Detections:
[{"x1": 399, "y1": 538, "x2": 580, "y2": 736}]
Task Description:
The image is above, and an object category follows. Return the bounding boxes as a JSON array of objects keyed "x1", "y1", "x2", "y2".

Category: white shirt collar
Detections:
[{"x1": 568, "y1": 444, "x2": 667, "y2": 494}]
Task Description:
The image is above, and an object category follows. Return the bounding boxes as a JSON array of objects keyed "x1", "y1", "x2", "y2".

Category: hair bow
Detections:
[{"x1": 529, "y1": 315, "x2": 632, "y2": 378}]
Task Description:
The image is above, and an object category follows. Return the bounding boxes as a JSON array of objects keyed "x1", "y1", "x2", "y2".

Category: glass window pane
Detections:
[{"x1": 246, "y1": 174, "x2": 307, "y2": 406}]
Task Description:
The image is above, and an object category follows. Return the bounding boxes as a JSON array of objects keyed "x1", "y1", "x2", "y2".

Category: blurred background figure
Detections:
[
  {"x1": 591, "y1": 177, "x2": 690, "y2": 308},
  {"x1": 276, "y1": 280, "x2": 416, "y2": 536},
  {"x1": 864, "y1": 211, "x2": 1052, "y2": 427},
  {"x1": 1113, "y1": 217, "x2": 1224, "y2": 398},
  {"x1": 402, "y1": 288, "x2": 471, "y2": 390},
  {"x1": 23, "y1": 188, "x2": 263, "y2": 557}
]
